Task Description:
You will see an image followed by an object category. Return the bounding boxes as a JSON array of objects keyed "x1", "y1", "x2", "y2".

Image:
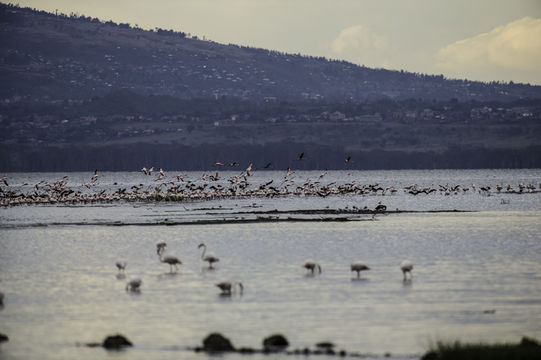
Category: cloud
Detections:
[
  {"x1": 331, "y1": 25, "x2": 390, "y2": 68},
  {"x1": 436, "y1": 17, "x2": 541, "y2": 81}
]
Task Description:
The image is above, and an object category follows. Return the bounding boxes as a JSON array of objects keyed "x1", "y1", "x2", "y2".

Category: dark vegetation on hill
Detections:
[{"x1": 1, "y1": 3, "x2": 540, "y2": 171}]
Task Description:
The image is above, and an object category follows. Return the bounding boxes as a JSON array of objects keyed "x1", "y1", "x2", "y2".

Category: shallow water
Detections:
[{"x1": 0, "y1": 169, "x2": 540, "y2": 360}]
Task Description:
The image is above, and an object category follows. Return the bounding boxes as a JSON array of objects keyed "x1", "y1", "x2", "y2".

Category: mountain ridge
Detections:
[
  {"x1": 2, "y1": 2, "x2": 541, "y2": 103},
  {"x1": 1, "y1": 3, "x2": 541, "y2": 171}
]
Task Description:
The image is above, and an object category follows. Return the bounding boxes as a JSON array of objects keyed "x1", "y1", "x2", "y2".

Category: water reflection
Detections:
[
  {"x1": 401, "y1": 279, "x2": 413, "y2": 287},
  {"x1": 156, "y1": 272, "x2": 182, "y2": 280},
  {"x1": 200, "y1": 266, "x2": 218, "y2": 273}
]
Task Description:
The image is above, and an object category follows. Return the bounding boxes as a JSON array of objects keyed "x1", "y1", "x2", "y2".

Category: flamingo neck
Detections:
[{"x1": 236, "y1": 282, "x2": 244, "y2": 294}]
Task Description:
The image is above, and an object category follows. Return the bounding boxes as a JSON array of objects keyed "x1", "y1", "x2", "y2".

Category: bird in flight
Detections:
[{"x1": 91, "y1": 169, "x2": 99, "y2": 183}]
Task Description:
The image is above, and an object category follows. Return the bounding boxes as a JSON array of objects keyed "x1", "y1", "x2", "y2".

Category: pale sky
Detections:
[{"x1": 13, "y1": 0, "x2": 541, "y2": 85}]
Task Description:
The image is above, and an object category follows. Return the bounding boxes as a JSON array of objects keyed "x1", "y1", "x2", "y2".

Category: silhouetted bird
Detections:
[
  {"x1": 400, "y1": 260, "x2": 414, "y2": 281},
  {"x1": 303, "y1": 260, "x2": 322, "y2": 275},
  {"x1": 116, "y1": 261, "x2": 127, "y2": 274},
  {"x1": 216, "y1": 281, "x2": 244, "y2": 295},
  {"x1": 126, "y1": 276, "x2": 142, "y2": 292},
  {"x1": 351, "y1": 262, "x2": 370, "y2": 278},
  {"x1": 198, "y1": 243, "x2": 219, "y2": 268}
]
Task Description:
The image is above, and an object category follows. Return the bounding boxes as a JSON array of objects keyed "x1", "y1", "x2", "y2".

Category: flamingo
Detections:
[
  {"x1": 198, "y1": 243, "x2": 219, "y2": 268},
  {"x1": 125, "y1": 276, "x2": 142, "y2": 292},
  {"x1": 91, "y1": 169, "x2": 99, "y2": 183},
  {"x1": 303, "y1": 260, "x2": 322, "y2": 275},
  {"x1": 159, "y1": 252, "x2": 182, "y2": 272},
  {"x1": 400, "y1": 260, "x2": 413, "y2": 281},
  {"x1": 115, "y1": 261, "x2": 127, "y2": 273},
  {"x1": 156, "y1": 241, "x2": 167, "y2": 255},
  {"x1": 216, "y1": 281, "x2": 244, "y2": 295},
  {"x1": 351, "y1": 262, "x2": 370, "y2": 278}
]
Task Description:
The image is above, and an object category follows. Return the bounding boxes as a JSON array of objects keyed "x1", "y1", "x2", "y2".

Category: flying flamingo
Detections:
[
  {"x1": 215, "y1": 281, "x2": 244, "y2": 295},
  {"x1": 303, "y1": 260, "x2": 322, "y2": 275},
  {"x1": 400, "y1": 260, "x2": 414, "y2": 281},
  {"x1": 125, "y1": 276, "x2": 142, "y2": 292},
  {"x1": 351, "y1": 262, "x2": 370, "y2": 278},
  {"x1": 198, "y1": 243, "x2": 219, "y2": 268}
]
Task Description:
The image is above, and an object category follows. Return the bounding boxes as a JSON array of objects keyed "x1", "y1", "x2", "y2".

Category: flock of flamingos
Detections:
[
  {"x1": 120, "y1": 240, "x2": 414, "y2": 295},
  {"x1": 1, "y1": 164, "x2": 540, "y2": 206}
]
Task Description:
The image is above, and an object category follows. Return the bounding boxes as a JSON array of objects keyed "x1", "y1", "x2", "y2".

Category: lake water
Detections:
[{"x1": 1, "y1": 169, "x2": 541, "y2": 360}]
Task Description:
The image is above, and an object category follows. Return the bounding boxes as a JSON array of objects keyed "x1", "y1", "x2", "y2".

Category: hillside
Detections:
[
  {"x1": 2, "y1": 3, "x2": 541, "y2": 103},
  {"x1": 1, "y1": 3, "x2": 541, "y2": 171}
]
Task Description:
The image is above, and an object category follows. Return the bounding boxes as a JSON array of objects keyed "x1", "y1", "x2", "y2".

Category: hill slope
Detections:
[
  {"x1": 1, "y1": 3, "x2": 541, "y2": 171},
  {"x1": 1, "y1": 3, "x2": 541, "y2": 102}
]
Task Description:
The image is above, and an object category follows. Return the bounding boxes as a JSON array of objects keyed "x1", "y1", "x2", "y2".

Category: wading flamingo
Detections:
[
  {"x1": 126, "y1": 276, "x2": 142, "y2": 292},
  {"x1": 198, "y1": 243, "x2": 219, "y2": 268},
  {"x1": 351, "y1": 262, "x2": 370, "y2": 278},
  {"x1": 400, "y1": 260, "x2": 413, "y2": 281},
  {"x1": 215, "y1": 281, "x2": 244, "y2": 295},
  {"x1": 303, "y1": 260, "x2": 322, "y2": 275},
  {"x1": 115, "y1": 261, "x2": 127, "y2": 274}
]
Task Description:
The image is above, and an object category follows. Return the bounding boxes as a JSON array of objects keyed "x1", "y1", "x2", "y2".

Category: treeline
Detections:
[
  {"x1": 4, "y1": 89, "x2": 541, "y2": 121},
  {"x1": 2, "y1": 143, "x2": 540, "y2": 172}
]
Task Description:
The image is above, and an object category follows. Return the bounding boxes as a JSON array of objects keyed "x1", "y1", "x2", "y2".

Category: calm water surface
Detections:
[{"x1": 0, "y1": 169, "x2": 540, "y2": 360}]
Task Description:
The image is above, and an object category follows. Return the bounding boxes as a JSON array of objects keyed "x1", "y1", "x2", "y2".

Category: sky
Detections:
[{"x1": 13, "y1": 0, "x2": 541, "y2": 85}]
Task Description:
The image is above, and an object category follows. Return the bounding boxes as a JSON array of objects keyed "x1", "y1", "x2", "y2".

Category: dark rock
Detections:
[
  {"x1": 202, "y1": 333, "x2": 235, "y2": 352},
  {"x1": 0, "y1": 333, "x2": 9, "y2": 343},
  {"x1": 238, "y1": 347, "x2": 256, "y2": 354},
  {"x1": 316, "y1": 341, "x2": 335, "y2": 349},
  {"x1": 102, "y1": 334, "x2": 133, "y2": 349},
  {"x1": 263, "y1": 334, "x2": 289, "y2": 352},
  {"x1": 85, "y1": 342, "x2": 101, "y2": 348}
]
